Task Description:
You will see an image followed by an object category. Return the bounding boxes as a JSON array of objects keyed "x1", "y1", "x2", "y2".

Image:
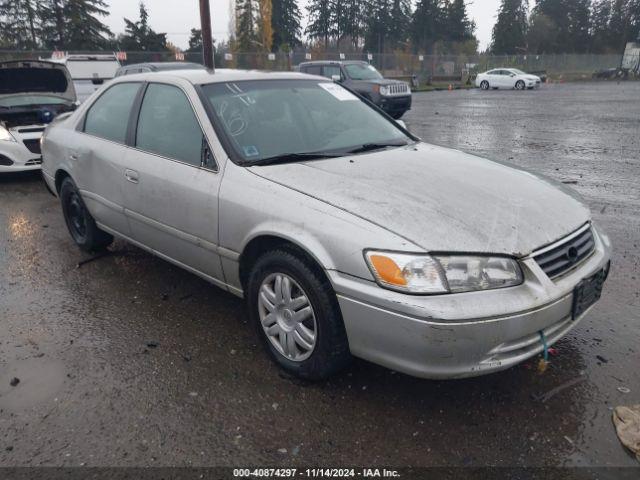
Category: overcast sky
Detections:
[{"x1": 104, "y1": 0, "x2": 501, "y2": 51}]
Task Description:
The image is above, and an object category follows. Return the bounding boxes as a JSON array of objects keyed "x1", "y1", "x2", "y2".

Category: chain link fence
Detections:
[{"x1": 0, "y1": 49, "x2": 625, "y2": 84}]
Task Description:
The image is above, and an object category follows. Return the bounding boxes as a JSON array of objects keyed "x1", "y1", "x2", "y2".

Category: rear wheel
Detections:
[
  {"x1": 515, "y1": 80, "x2": 526, "y2": 90},
  {"x1": 480, "y1": 80, "x2": 490, "y2": 90},
  {"x1": 247, "y1": 249, "x2": 351, "y2": 380},
  {"x1": 60, "y1": 177, "x2": 113, "y2": 252}
]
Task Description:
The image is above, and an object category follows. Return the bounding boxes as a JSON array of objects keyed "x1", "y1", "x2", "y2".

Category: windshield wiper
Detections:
[
  {"x1": 247, "y1": 151, "x2": 344, "y2": 167},
  {"x1": 345, "y1": 141, "x2": 409, "y2": 154}
]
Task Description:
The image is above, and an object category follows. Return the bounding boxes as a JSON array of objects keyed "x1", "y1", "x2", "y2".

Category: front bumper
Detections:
[
  {"x1": 527, "y1": 79, "x2": 541, "y2": 89},
  {"x1": 379, "y1": 95, "x2": 412, "y2": 114},
  {"x1": 330, "y1": 225, "x2": 612, "y2": 379},
  {"x1": 0, "y1": 125, "x2": 44, "y2": 173}
]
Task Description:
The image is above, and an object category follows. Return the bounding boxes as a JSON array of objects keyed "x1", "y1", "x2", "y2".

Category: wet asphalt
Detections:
[{"x1": 0, "y1": 82, "x2": 639, "y2": 468}]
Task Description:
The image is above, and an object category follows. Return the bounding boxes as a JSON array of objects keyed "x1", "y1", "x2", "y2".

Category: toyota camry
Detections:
[{"x1": 41, "y1": 70, "x2": 610, "y2": 380}]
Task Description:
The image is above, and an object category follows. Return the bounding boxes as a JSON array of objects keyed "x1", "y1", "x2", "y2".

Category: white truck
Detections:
[{"x1": 48, "y1": 54, "x2": 121, "y2": 103}]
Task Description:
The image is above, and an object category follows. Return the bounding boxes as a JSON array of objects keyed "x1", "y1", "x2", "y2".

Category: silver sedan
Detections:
[{"x1": 41, "y1": 70, "x2": 611, "y2": 380}]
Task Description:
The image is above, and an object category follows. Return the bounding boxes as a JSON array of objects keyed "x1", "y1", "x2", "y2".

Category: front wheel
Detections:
[
  {"x1": 60, "y1": 177, "x2": 113, "y2": 252},
  {"x1": 247, "y1": 249, "x2": 351, "y2": 380},
  {"x1": 515, "y1": 80, "x2": 526, "y2": 90},
  {"x1": 480, "y1": 80, "x2": 490, "y2": 90}
]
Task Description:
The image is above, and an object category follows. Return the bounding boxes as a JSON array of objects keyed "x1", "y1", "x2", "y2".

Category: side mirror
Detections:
[
  {"x1": 331, "y1": 74, "x2": 341, "y2": 82},
  {"x1": 510, "y1": 73, "x2": 516, "y2": 77},
  {"x1": 396, "y1": 119, "x2": 407, "y2": 130}
]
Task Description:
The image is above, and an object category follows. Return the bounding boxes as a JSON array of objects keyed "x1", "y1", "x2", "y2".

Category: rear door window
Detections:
[
  {"x1": 135, "y1": 83, "x2": 203, "y2": 166},
  {"x1": 83, "y1": 82, "x2": 141, "y2": 143},
  {"x1": 323, "y1": 65, "x2": 342, "y2": 79},
  {"x1": 302, "y1": 65, "x2": 322, "y2": 76}
]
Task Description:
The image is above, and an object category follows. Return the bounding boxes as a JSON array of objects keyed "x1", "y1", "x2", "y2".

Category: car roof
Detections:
[
  {"x1": 123, "y1": 62, "x2": 206, "y2": 71},
  {"x1": 298, "y1": 60, "x2": 367, "y2": 66},
  {"x1": 1, "y1": 59, "x2": 69, "y2": 68},
  {"x1": 114, "y1": 68, "x2": 325, "y2": 85}
]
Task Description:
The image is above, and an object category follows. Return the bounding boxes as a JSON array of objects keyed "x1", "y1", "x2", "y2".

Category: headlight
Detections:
[
  {"x1": 364, "y1": 251, "x2": 523, "y2": 294},
  {"x1": 0, "y1": 125, "x2": 16, "y2": 142},
  {"x1": 379, "y1": 86, "x2": 389, "y2": 96}
]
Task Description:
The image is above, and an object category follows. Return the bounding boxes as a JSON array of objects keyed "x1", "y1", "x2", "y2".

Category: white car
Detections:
[
  {"x1": 0, "y1": 60, "x2": 77, "y2": 173},
  {"x1": 476, "y1": 68, "x2": 542, "y2": 90},
  {"x1": 42, "y1": 69, "x2": 611, "y2": 380}
]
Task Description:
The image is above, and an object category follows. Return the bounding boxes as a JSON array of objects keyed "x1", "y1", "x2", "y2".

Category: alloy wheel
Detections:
[{"x1": 258, "y1": 272, "x2": 317, "y2": 362}]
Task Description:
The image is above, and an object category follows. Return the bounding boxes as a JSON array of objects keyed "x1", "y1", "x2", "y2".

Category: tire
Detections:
[
  {"x1": 247, "y1": 249, "x2": 351, "y2": 380},
  {"x1": 480, "y1": 80, "x2": 489, "y2": 90},
  {"x1": 515, "y1": 80, "x2": 526, "y2": 90},
  {"x1": 60, "y1": 177, "x2": 113, "y2": 252}
]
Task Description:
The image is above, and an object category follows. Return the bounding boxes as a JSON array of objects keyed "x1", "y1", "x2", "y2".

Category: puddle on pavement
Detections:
[{"x1": 0, "y1": 358, "x2": 66, "y2": 412}]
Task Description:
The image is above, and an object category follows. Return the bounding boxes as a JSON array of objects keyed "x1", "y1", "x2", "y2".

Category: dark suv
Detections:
[{"x1": 298, "y1": 60, "x2": 412, "y2": 119}]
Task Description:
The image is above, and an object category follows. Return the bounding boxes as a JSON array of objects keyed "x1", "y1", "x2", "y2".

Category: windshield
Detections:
[
  {"x1": 0, "y1": 94, "x2": 71, "y2": 107},
  {"x1": 65, "y1": 60, "x2": 120, "y2": 79},
  {"x1": 344, "y1": 63, "x2": 383, "y2": 80},
  {"x1": 510, "y1": 69, "x2": 526, "y2": 75},
  {"x1": 202, "y1": 79, "x2": 409, "y2": 164}
]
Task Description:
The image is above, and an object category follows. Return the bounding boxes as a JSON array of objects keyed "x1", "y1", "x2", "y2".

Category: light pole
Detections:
[{"x1": 199, "y1": 0, "x2": 215, "y2": 71}]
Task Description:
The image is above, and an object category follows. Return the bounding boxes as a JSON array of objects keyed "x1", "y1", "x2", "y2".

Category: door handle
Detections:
[{"x1": 124, "y1": 169, "x2": 139, "y2": 184}]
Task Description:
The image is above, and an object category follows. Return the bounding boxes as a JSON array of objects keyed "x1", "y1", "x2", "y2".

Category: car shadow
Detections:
[{"x1": 0, "y1": 170, "x2": 43, "y2": 185}]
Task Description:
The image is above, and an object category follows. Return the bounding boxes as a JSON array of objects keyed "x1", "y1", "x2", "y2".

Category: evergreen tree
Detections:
[
  {"x1": 590, "y1": 0, "x2": 612, "y2": 52},
  {"x1": 527, "y1": 11, "x2": 558, "y2": 53},
  {"x1": 306, "y1": 0, "x2": 333, "y2": 49},
  {"x1": 491, "y1": 0, "x2": 528, "y2": 54},
  {"x1": 63, "y1": 0, "x2": 112, "y2": 50},
  {"x1": 533, "y1": 0, "x2": 591, "y2": 53},
  {"x1": 568, "y1": 0, "x2": 592, "y2": 52},
  {"x1": 187, "y1": 28, "x2": 202, "y2": 52},
  {"x1": 271, "y1": 0, "x2": 301, "y2": 50},
  {"x1": 338, "y1": 0, "x2": 366, "y2": 48},
  {"x1": 0, "y1": 0, "x2": 42, "y2": 49},
  {"x1": 364, "y1": 0, "x2": 392, "y2": 53},
  {"x1": 443, "y1": 0, "x2": 475, "y2": 43},
  {"x1": 388, "y1": 0, "x2": 411, "y2": 50},
  {"x1": 621, "y1": 0, "x2": 640, "y2": 44},
  {"x1": 39, "y1": 0, "x2": 66, "y2": 49},
  {"x1": 119, "y1": 2, "x2": 168, "y2": 51},
  {"x1": 364, "y1": 0, "x2": 410, "y2": 52},
  {"x1": 236, "y1": 0, "x2": 257, "y2": 51},
  {"x1": 411, "y1": 0, "x2": 444, "y2": 53},
  {"x1": 608, "y1": 0, "x2": 630, "y2": 49}
]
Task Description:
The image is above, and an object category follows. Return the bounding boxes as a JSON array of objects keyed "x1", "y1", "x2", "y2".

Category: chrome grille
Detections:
[
  {"x1": 387, "y1": 83, "x2": 409, "y2": 95},
  {"x1": 533, "y1": 225, "x2": 595, "y2": 279}
]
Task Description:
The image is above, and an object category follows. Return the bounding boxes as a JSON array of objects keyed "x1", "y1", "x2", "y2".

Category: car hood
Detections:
[
  {"x1": 249, "y1": 143, "x2": 591, "y2": 257},
  {"x1": 354, "y1": 78, "x2": 407, "y2": 86},
  {"x1": 522, "y1": 74, "x2": 540, "y2": 81},
  {"x1": 0, "y1": 60, "x2": 76, "y2": 102}
]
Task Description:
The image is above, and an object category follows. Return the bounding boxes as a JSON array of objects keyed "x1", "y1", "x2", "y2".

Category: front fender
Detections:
[{"x1": 218, "y1": 164, "x2": 418, "y2": 293}]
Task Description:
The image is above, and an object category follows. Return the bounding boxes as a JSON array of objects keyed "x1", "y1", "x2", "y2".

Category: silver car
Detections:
[{"x1": 41, "y1": 70, "x2": 611, "y2": 380}]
